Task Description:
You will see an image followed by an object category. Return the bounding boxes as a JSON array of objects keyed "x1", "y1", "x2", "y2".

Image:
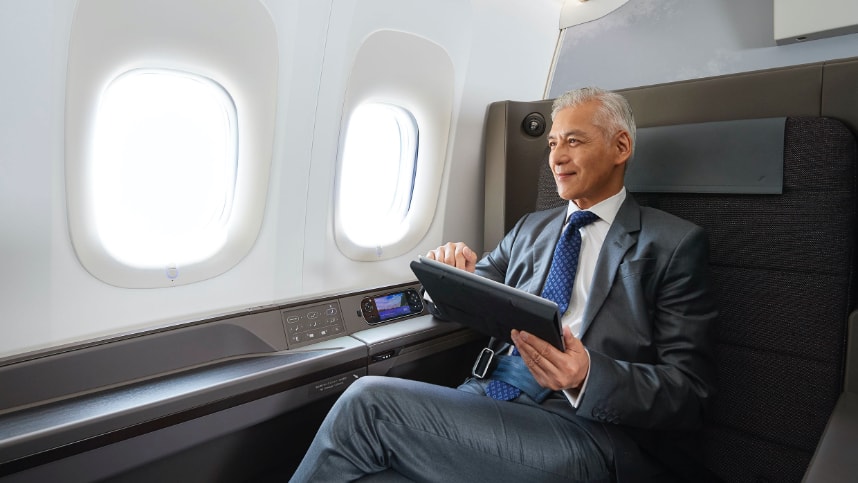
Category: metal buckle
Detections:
[{"x1": 471, "y1": 347, "x2": 495, "y2": 379}]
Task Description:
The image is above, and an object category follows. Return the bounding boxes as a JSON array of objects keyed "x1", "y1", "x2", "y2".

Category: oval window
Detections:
[
  {"x1": 337, "y1": 103, "x2": 419, "y2": 248},
  {"x1": 91, "y1": 69, "x2": 238, "y2": 269}
]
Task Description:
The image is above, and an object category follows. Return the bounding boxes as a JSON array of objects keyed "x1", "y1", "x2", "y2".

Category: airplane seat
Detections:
[
  {"x1": 598, "y1": 116, "x2": 855, "y2": 482},
  {"x1": 533, "y1": 116, "x2": 858, "y2": 482},
  {"x1": 537, "y1": 119, "x2": 857, "y2": 481},
  {"x1": 484, "y1": 55, "x2": 858, "y2": 483}
]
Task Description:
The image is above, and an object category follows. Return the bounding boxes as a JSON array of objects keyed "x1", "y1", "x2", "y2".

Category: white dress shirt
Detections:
[{"x1": 560, "y1": 187, "x2": 626, "y2": 406}]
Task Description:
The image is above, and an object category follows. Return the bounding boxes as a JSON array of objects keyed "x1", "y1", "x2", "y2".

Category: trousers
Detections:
[{"x1": 288, "y1": 376, "x2": 611, "y2": 482}]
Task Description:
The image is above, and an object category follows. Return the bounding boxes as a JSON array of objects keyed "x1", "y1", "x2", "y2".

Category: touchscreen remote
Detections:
[{"x1": 361, "y1": 288, "x2": 424, "y2": 324}]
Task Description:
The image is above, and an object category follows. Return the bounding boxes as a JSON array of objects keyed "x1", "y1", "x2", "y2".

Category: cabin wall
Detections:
[
  {"x1": 0, "y1": 0, "x2": 560, "y2": 359},
  {"x1": 549, "y1": 0, "x2": 858, "y2": 95}
]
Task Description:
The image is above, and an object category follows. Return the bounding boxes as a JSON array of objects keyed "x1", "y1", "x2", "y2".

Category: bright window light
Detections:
[
  {"x1": 92, "y1": 69, "x2": 237, "y2": 269},
  {"x1": 338, "y1": 103, "x2": 419, "y2": 247}
]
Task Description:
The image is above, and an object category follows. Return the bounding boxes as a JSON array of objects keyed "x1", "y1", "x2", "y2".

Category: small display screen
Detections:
[{"x1": 374, "y1": 292, "x2": 413, "y2": 321}]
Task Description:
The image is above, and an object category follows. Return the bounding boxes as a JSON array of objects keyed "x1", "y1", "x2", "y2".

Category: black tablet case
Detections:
[{"x1": 410, "y1": 256, "x2": 563, "y2": 350}]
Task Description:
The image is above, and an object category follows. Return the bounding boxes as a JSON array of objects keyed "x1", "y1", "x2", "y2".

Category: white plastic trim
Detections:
[{"x1": 774, "y1": 0, "x2": 858, "y2": 44}]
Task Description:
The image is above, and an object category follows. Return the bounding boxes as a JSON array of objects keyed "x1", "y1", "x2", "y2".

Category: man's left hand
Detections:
[{"x1": 511, "y1": 326, "x2": 589, "y2": 391}]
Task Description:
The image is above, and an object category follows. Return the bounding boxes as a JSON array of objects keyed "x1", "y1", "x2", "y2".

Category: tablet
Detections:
[{"x1": 410, "y1": 256, "x2": 563, "y2": 350}]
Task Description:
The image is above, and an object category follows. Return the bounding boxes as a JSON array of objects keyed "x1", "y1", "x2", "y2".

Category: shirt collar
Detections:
[{"x1": 565, "y1": 187, "x2": 626, "y2": 225}]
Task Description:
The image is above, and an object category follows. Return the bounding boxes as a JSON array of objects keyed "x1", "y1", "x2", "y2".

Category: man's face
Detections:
[{"x1": 547, "y1": 101, "x2": 631, "y2": 209}]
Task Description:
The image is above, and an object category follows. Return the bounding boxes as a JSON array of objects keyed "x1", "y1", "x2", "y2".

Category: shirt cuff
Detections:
[{"x1": 562, "y1": 348, "x2": 591, "y2": 408}]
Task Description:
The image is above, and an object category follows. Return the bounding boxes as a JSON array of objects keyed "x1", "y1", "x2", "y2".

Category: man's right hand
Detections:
[{"x1": 426, "y1": 242, "x2": 477, "y2": 273}]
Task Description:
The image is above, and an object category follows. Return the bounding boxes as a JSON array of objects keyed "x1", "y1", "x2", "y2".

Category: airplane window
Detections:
[
  {"x1": 64, "y1": 0, "x2": 276, "y2": 290},
  {"x1": 338, "y1": 103, "x2": 419, "y2": 248},
  {"x1": 330, "y1": 29, "x2": 452, "y2": 263},
  {"x1": 92, "y1": 69, "x2": 237, "y2": 270}
]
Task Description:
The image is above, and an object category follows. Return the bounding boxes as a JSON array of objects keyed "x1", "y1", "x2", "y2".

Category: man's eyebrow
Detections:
[{"x1": 547, "y1": 129, "x2": 586, "y2": 140}]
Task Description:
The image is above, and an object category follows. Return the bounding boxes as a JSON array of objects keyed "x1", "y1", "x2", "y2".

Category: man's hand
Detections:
[
  {"x1": 511, "y1": 326, "x2": 589, "y2": 391},
  {"x1": 426, "y1": 242, "x2": 477, "y2": 273}
]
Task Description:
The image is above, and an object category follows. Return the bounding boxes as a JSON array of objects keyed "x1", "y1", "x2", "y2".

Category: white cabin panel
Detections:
[{"x1": 0, "y1": 0, "x2": 560, "y2": 358}]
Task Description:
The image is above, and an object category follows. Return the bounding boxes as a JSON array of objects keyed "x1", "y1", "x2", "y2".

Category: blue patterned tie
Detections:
[
  {"x1": 540, "y1": 210, "x2": 600, "y2": 315},
  {"x1": 485, "y1": 210, "x2": 600, "y2": 401}
]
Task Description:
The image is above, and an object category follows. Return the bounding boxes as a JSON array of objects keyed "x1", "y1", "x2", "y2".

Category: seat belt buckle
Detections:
[{"x1": 471, "y1": 347, "x2": 495, "y2": 379}]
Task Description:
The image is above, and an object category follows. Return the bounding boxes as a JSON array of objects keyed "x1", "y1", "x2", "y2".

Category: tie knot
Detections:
[{"x1": 568, "y1": 210, "x2": 599, "y2": 229}]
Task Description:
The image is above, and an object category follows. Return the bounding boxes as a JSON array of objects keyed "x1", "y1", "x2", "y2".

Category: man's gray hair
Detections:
[{"x1": 551, "y1": 87, "x2": 636, "y2": 157}]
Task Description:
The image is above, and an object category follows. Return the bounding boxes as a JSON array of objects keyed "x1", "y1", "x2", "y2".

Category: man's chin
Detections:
[{"x1": 555, "y1": 189, "x2": 577, "y2": 201}]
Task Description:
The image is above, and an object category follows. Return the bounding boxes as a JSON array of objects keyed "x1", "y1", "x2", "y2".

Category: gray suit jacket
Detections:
[{"x1": 475, "y1": 194, "x2": 718, "y2": 479}]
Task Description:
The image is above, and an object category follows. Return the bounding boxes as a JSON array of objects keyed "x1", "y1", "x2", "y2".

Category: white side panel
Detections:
[{"x1": 0, "y1": 1, "x2": 69, "y2": 357}]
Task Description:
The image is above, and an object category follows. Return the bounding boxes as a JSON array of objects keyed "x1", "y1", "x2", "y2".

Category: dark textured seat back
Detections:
[{"x1": 535, "y1": 117, "x2": 858, "y2": 482}]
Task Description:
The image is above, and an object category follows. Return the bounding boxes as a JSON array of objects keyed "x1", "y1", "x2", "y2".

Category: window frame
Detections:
[
  {"x1": 65, "y1": 0, "x2": 278, "y2": 290},
  {"x1": 332, "y1": 30, "x2": 454, "y2": 261}
]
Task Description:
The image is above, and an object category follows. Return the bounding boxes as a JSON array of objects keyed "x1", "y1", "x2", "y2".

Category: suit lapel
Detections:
[{"x1": 580, "y1": 196, "x2": 641, "y2": 337}]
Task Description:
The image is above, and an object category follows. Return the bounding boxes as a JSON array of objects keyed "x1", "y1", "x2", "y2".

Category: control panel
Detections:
[
  {"x1": 359, "y1": 288, "x2": 424, "y2": 325},
  {"x1": 279, "y1": 283, "x2": 427, "y2": 349},
  {"x1": 281, "y1": 302, "x2": 345, "y2": 347}
]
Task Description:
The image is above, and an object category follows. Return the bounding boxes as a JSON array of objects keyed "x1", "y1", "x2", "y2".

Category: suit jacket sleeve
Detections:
[{"x1": 475, "y1": 206, "x2": 566, "y2": 293}]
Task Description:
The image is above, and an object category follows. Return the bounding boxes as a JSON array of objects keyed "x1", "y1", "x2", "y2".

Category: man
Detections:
[{"x1": 290, "y1": 87, "x2": 717, "y2": 482}]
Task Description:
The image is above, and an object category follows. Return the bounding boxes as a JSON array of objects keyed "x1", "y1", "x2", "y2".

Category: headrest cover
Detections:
[{"x1": 626, "y1": 118, "x2": 786, "y2": 194}]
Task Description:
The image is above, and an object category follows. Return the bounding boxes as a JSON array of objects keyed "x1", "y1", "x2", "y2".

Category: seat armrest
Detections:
[
  {"x1": 803, "y1": 312, "x2": 858, "y2": 482},
  {"x1": 802, "y1": 392, "x2": 858, "y2": 483}
]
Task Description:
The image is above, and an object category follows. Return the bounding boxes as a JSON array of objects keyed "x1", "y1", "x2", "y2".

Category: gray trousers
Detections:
[{"x1": 289, "y1": 376, "x2": 611, "y2": 482}]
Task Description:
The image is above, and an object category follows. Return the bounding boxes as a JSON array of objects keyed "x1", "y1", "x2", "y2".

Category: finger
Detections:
[
  {"x1": 427, "y1": 244, "x2": 454, "y2": 267},
  {"x1": 534, "y1": 344, "x2": 560, "y2": 374},
  {"x1": 450, "y1": 244, "x2": 465, "y2": 270},
  {"x1": 515, "y1": 330, "x2": 556, "y2": 357},
  {"x1": 453, "y1": 244, "x2": 469, "y2": 271},
  {"x1": 460, "y1": 245, "x2": 478, "y2": 272},
  {"x1": 442, "y1": 243, "x2": 461, "y2": 266},
  {"x1": 510, "y1": 329, "x2": 529, "y2": 353},
  {"x1": 514, "y1": 330, "x2": 556, "y2": 372},
  {"x1": 448, "y1": 242, "x2": 475, "y2": 271},
  {"x1": 426, "y1": 245, "x2": 446, "y2": 262},
  {"x1": 527, "y1": 351, "x2": 552, "y2": 385},
  {"x1": 513, "y1": 330, "x2": 544, "y2": 357},
  {"x1": 428, "y1": 242, "x2": 477, "y2": 271},
  {"x1": 562, "y1": 326, "x2": 585, "y2": 355}
]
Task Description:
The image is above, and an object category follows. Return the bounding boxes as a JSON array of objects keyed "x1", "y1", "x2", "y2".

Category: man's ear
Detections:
[{"x1": 614, "y1": 130, "x2": 632, "y2": 166}]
